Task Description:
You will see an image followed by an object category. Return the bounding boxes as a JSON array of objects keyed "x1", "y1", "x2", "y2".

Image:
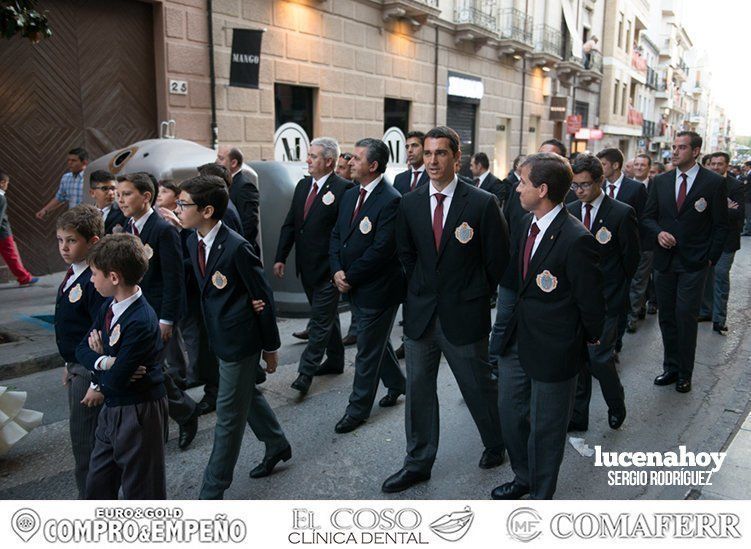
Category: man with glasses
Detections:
[
  {"x1": 566, "y1": 154, "x2": 638, "y2": 432},
  {"x1": 88, "y1": 170, "x2": 126, "y2": 234}
]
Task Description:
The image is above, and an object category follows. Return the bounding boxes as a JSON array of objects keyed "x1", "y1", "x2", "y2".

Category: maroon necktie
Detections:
[
  {"x1": 351, "y1": 187, "x2": 367, "y2": 224},
  {"x1": 583, "y1": 203, "x2": 593, "y2": 232},
  {"x1": 198, "y1": 240, "x2": 207, "y2": 278},
  {"x1": 59, "y1": 266, "x2": 74, "y2": 295},
  {"x1": 303, "y1": 182, "x2": 318, "y2": 220},
  {"x1": 103, "y1": 304, "x2": 114, "y2": 335},
  {"x1": 522, "y1": 222, "x2": 540, "y2": 279},
  {"x1": 127, "y1": 218, "x2": 139, "y2": 236},
  {"x1": 676, "y1": 173, "x2": 688, "y2": 210},
  {"x1": 474, "y1": 178, "x2": 481, "y2": 187},
  {"x1": 410, "y1": 171, "x2": 420, "y2": 191},
  {"x1": 608, "y1": 184, "x2": 616, "y2": 198},
  {"x1": 432, "y1": 193, "x2": 446, "y2": 251}
]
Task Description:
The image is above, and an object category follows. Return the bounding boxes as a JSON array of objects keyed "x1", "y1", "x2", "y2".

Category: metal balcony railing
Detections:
[
  {"x1": 628, "y1": 107, "x2": 644, "y2": 126},
  {"x1": 642, "y1": 120, "x2": 657, "y2": 138},
  {"x1": 454, "y1": 1, "x2": 497, "y2": 33},
  {"x1": 584, "y1": 50, "x2": 602, "y2": 72},
  {"x1": 535, "y1": 24, "x2": 562, "y2": 58},
  {"x1": 498, "y1": 7, "x2": 533, "y2": 45},
  {"x1": 645, "y1": 66, "x2": 660, "y2": 89}
]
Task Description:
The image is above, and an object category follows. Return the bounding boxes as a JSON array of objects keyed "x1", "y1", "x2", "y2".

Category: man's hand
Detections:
[
  {"x1": 251, "y1": 300, "x2": 265, "y2": 314},
  {"x1": 333, "y1": 270, "x2": 352, "y2": 293},
  {"x1": 262, "y1": 350, "x2": 278, "y2": 374},
  {"x1": 657, "y1": 231, "x2": 677, "y2": 249},
  {"x1": 35, "y1": 209, "x2": 47, "y2": 220},
  {"x1": 88, "y1": 330, "x2": 104, "y2": 354},
  {"x1": 273, "y1": 262, "x2": 285, "y2": 278},
  {"x1": 160, "y1": 207, "x2": 183, "y2": 228},
  {"x1": 81, "y1": 387, "x2": 104, "y2": 408},
  {"x1": 728, "y1": 199, "x2": 739, "y2": 210},
  {"x1": 130, "y1": 365, "x2": 147, "y2": 383},
  {"x1": 159, "y1": 323, "x2": 173, "y2": 343}
]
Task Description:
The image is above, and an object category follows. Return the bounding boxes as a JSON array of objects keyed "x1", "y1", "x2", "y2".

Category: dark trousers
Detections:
[
  {"x1": 65, "y1": 363, "x2": 101, "y2": 499},
  {"x1": 654, "y1": 266, "x2": 707, "y2": 380},
  {"x1": 699, "y1": 251, "x2": 735, "y2": 325},
  {"x1": 571, "y1": 315, "x2": 625, "y2": 426},
  {"x1": 200, "y1": 352, "x2": 289, "y2": 499},
  {"x1": 85, "y1": 396, "x2": 168, "y2": 500},
  {"x1": 299, "y1": 281, "x2": 344, "y2": 376},
  {"x1": 346, "y1": 302, "x2": 405, "y2": 420},
  {"x1": 498, "y1": 342, "x2": 577, "y2": 500},
  {"x1": 403, "y1": 315, "x2": 503, "y2": 474},
  {"x1": 628, "y1": 251, "x2": 655, "y2": 321},
  {"x1": 160, "y1": 336, "x2": 197, "y2": 425},
  {"x1": 488, "y1": 285, "x2": 517, "y2": 366}
]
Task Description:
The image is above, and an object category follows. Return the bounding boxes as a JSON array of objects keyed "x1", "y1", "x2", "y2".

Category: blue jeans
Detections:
[
  {"x1": 488, "y1": 285, "x2": 518, "y2": 366},
  {"x1": 700, "y1": 252, "x2": 735, "y2": 325}
]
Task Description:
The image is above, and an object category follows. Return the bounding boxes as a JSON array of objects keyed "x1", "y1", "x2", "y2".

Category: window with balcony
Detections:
[
  {"x1": 613, "y1": 79, "x2": 620, "y2": 115},
  {"x1": 617, "y1": 13, "x2": 624, "y2": 50},
  {"x1": 454, "y1": 0, "x2": 497, "y2": 34}
]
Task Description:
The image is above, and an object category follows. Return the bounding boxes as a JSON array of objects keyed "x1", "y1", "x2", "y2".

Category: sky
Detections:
[{"x1": 682, "y1": 0, "x2": 751, "y2": 136}]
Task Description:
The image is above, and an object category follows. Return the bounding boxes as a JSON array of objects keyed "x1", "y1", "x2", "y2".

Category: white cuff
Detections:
[
  {"x1": 159, "y1": 319, "x2": 174, "y2": 326},
  {"x1": 94, "y1": 356, "x2": 113, "y2": 371}
]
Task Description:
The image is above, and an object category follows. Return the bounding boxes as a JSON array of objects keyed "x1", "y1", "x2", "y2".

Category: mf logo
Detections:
[{"x1": 507, "y1": 507, "x2": 542, "y2": 542}]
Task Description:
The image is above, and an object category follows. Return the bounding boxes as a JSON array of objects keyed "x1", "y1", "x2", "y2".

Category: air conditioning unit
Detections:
[{"x1": 649, "y1": 142, "x2": 660, "y2": 152}]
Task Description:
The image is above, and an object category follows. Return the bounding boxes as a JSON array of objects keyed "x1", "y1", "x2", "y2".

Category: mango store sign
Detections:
[{"x1": 274, "y1": 123, "x2": 310, "y2": 162}]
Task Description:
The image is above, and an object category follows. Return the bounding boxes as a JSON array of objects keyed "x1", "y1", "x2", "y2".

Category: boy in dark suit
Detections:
[
  {"x1": 274, "y1": 137, "x2": 353, "y2": 394},
  {"x1": 89, "y1": 170, "x2": 125, "y2": 235},
  {"x1": 177, "y1": 175, "x2": 290, "y2": 499},
  {"x1": 76, "y1": 233, "x2": 168, "y2": 499},
  {"x1": 117, "y1": 173, "x2": 199, "y2": 448},
  {"x1": 567, "y1": 154, "x2": 639, "y2": 432},
  {"x1": 329, "y1": 138, "x2": 406, "y2": 433},
  {"x1": 493, "y1": 152, "x2": 605, "y2": 500},
  {"x1": 383, "y1": 127, "x2": 509, "y2": 494},
  {"x1": 643, "y1": 132, "x2": 728, "y2": 393},
  {"x1": 55, "y1": 204, "x2": 107, "y2": 498}
]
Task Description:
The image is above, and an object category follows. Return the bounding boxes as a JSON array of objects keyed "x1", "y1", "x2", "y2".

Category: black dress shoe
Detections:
[
  {"x1": 654, "y1": 371, "x2": 678, "y2": 386},
  {"x1": 626, "y1": 320, "x2": 637, "y2": 333},
  {"x1": 647, "y1": 302, "x2": 658, "y2": 315},
  {"x1": 291, "y1": 373, "x2": 312, "y2": 394},
  {"x1": 292, "y1": 329, "x2": 309, "y2": 340},
  {"x1": 334, "y1": 414, "x2": 365, "y2": 434},
  {"x1": 249, "y1": 445, "x2": 291, "y2": 478},
  {"x1": 676, "y1": 379, "x2": 692, "y2": 393},
  {"x1": 608, "y1": 408, "x2": 626, "y2": 429},
  {"x1": 314, "y1": 359, "x2": 344, "y2": 376},
  {"x1": 697, "y1": 314, "x2": 711, "y2": 322},
  {"x1": 395, "y1": 344, "x2": 405, "y2": 359},
  {"x1": 197, "y1": 396, "x2": 216, "y2": 416},
  {"x1": 713, "y1": 322, "x2": 728, "y2": 335},
  {"x1": 378, "y1": 390, "x2": 402, "y2": 407},
  {"x1": 479, "y1": 448, "x2": 505, "y2": 469},
  {"x1": 381, "y1": 468, "x2": 430, "y2": 493},
  {"x1": 567, "y1": 420, "x2": 588, "y2": 432},
  {"x1": 637, "y1": 308, "x2": 646, "y2": 320},
  {"x1": 491, "y1": 481, "x2": 530, "y2": 500},
  {"x1": 178, "y1": 411, "x2": 199, "y2": 450},
  {"x1": 342, "y1": 335, "x2": 357, "y2": 346}
]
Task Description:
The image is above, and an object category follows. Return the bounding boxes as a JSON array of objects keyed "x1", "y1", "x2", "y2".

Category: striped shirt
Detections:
[{"x1": 55, "y1": 171, "x2": 85, "y2": 206}]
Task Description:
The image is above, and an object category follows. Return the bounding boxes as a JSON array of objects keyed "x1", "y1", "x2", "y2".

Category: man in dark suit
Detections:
[
  {"x1": 328, "y1": 138, "x2": 406, "y2": 433},
  {"x1": 699, "y1": 152, "x2": 745, "y2": 334},
  {"x1": 382, "y1": 126, "x2": 509, "y2": 493},
  {"x1": 198, "y1": 163, "x2": 245, "y2": 238},
  {"x1": 642, "y1": 131, "x2": 728, "y2": 393},
  {"x1": 492, "y1": 152, "x2": 605, "y2": 500},
  {"x1": 469, "y1": 152, "x2": 509, "y2": 206},
  {"x1": 489, "y1": 154, "x2": 527, "y2": 367},
  {"x1": 595, "y1": 148, "x2": 648, "y2": 344},
  {"x1": 393, "y1": 131, "x2": 429, "y2": 195},
  {"x1": 567, "y1": 154, "x2": 639, "y2": 432},
  {"x1": 217, "y1": 146, "x2": 262, "y2": 257},
  {"x1": 273, "y1": 138, "x2": 354, "y2": 394}
]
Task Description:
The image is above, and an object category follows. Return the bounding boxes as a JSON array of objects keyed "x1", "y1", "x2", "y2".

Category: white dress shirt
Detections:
[
  {"x1": 94, "y1": 287, "x2": 143, "y2": 371},
  {"x1": 605, "y1": 171, "x2": 624, "y2": 197},
  {"x1": 308, "y1": 172, "x2": 332, "y2": 199},
  {"x1": 529, "y1": 203, "x2": 564, "y2": 257},
  {"x1": 63, "y1": 261, "x2": 88, "y2": 292},
  {"x1": 675, "y1": 163, "x2": 700, "y2": 199},
  {"x1": 580, "y1": 192, "x2": 605, "y2": 229},
  {"x1": 101, "y1": 204, "x2": 112, "y2": 220},
  {"x1": 355, "y1": 175, "x2": 383, "y2": 206},
  {"x1": 197, "y1": 221, "x2": 223, "y2": 262},
  {"x1": 429, "y1": 176, "x2": 458, "y2": 228},
  {"x1": 130, "y1": 207, "x2": 154, "y2": 234},
  {"x1": 475, "y1": 171, "x2": 490, "y2": 187}
]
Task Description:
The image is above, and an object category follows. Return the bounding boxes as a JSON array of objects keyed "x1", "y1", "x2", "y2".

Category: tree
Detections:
[{"x1": 1, "y1": 1, "x2": 52, "y2": 43}]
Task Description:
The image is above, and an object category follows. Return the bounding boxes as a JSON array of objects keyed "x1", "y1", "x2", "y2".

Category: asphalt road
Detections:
[{"x1": 1, "y1": 249, "x2": 750, "y2": 500}]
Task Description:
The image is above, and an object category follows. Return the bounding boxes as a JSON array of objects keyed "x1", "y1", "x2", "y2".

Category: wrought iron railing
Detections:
[
  {"x1": 454, "y1": 1, "x2": 497, "y2": 33},
  {"x1": 642, "y1": 119, "x2": 657, "y2": 138},
  {"x1": 584, "y1": 50, "x2": 602, "y2": 72},
  {"x1": 535, "y1": 24, "x2": 562, "y2": 58},
  {"x1": 498, "y1": 8, "x2": 533, "y2": 45}
]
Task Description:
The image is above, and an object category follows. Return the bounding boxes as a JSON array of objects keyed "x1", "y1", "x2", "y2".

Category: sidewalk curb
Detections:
[{"x1": 0, "y1": 353, "x2": 63, "y2": 382}]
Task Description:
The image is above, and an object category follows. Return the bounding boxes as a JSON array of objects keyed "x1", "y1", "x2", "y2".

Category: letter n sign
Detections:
[{"x1": 230, "y1": 29, "x2": 263, "y2": 89}]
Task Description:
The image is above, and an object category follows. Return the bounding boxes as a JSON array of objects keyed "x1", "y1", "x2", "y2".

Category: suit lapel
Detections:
[
  {"x1": 678, "y1": 168, "x2": 705, "y2": 216},
  {"x1": 437, "y1": 182, "x2": 469, "y2": 261},
  {"x1": 522, "y1": 207, "x2": 567, "y2": 291},
  {"x1": 202, "y1": 225, "x2": 228, "y2": 290},
  {"x1": 186, "y1": 232, "x2": 200, "y2": 281},
  {"x1": 591, "y1": 195, "x2": 612, "y2": 233},
  {"x1": 138, "y1": 210, "x2": 158, "y2": 243},
  {"x1": 661, "y1": 171, "x2": 679, "y2": 217},
  {"x1": 345, "y1": 180, "x2": 384, "y2": 241}
]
